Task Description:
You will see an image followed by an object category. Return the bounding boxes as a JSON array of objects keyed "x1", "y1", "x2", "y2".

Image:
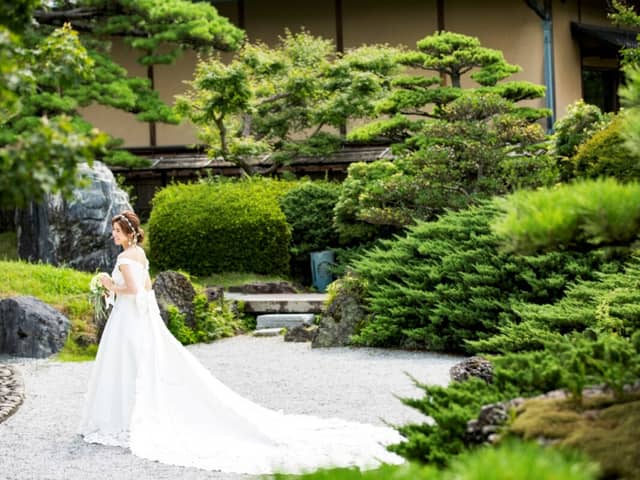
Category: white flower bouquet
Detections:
[{"x1": 89, "y1": 272, "x2": 111, "y2": 321}]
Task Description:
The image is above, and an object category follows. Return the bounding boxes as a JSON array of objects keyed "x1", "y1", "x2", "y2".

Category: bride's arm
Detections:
[{"x1": 104, "y1": 264, "x2": 139, "y2": 295}]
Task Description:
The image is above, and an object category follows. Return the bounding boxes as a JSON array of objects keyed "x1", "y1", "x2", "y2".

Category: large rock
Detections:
[
  {"x1": 16, "y1": 161, "x2": 131, "y2": 273},
  {"x1": 450, "y1": 356, "x2": 493, "y2": 383},
  {"x1": 311, "y1": 293, "x2": 363, "y2": 348},
  {"x1": 0, "y1": 296, "x2": 71, "y2": 358},
  {"x1": 153, "y1": 271, "x2": 196, "y2": 327},
  {"x1": 466, "y1": 398, "x2": 524, "y2": 445},
  {"x1": 284, "y1": 324, "x2": 318, "y2": 343}
]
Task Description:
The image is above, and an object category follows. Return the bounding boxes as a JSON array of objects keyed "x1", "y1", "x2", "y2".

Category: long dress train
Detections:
[{"x1": 79, "y1": 256, "x2": 404, "y2": 474}]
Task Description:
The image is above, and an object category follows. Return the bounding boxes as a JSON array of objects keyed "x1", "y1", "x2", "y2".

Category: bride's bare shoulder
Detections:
[{"x1": 118, "y1": 247, "x2": 148, "y2": 266}]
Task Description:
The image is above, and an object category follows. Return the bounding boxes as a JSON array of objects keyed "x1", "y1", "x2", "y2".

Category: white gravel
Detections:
[{"x1": 0, "y1": 335, "x2": 463, "y2": 480}]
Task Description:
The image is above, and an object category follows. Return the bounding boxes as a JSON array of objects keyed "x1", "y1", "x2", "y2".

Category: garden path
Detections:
[{"x1": 0, "y1": 335, "x2": 462, "y2": 480}]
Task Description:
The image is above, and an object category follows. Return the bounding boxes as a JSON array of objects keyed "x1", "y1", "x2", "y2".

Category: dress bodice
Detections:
[{"x1": 111, "y1": 256, "x2": 150, "y2": 294}]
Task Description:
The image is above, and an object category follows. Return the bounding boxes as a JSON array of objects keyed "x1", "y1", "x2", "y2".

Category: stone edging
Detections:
[{"x1": 0, "y1": 364, "x2": 25, "y2": 424}]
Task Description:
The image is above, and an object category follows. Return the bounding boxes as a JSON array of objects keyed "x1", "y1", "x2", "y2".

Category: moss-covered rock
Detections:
[{"x1": 510, "y1": 390, "x2": 640, "y2": 480}]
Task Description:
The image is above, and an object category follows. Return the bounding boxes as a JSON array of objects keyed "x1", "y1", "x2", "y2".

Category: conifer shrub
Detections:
[
  {"x1": 572, "y1": 114, "x2": 640, "y2": 181},
  {"x1": 351, "y1": 203, "x2": 622, "y2": 352},
  {"x1": 149, "y1": 178, "x2": 294, "y2": 276},
  {"x1": 494, "y1": 178, "x2": 640, "y2": 254}
]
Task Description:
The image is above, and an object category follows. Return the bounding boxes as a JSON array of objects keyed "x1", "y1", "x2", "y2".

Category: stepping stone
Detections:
[
  {"x1": 256, "y1": 313, "x2": 315, "y2": 329},
  {"x1": 252, "y1": 328, "x2": 283, "y2": 337}
]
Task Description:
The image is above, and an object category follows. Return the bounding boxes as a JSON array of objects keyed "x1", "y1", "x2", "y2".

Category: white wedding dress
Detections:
[{"x1": 79, "y1": 255, "x2": 404, "y2": 474}]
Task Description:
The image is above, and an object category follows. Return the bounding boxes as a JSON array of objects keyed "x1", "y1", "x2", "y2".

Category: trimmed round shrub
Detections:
[
  {"x1": 279, "y1": 180, "x2": 341, "y2": 256},
  {"x1": 149, "y1": 178, "x2": 294, "y2": 276},
  {"x1": 572, "y1": 115, "x2": 640, "y2": 181}
]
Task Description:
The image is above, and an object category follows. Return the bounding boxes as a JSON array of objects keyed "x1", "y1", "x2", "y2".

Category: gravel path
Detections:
[{"x1": 0, "y1": 335, "x2": 462, "y2": 480}]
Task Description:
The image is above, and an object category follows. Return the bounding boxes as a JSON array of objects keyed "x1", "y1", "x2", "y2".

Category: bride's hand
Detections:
[{"x1": 99, "y1": 274, "x2": 114, "y2": 291}]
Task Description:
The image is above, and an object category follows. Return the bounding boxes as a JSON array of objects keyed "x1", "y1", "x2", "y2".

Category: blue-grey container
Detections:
[{"x1": 310, "y1": 250, "x2": 335, "y2": 293}]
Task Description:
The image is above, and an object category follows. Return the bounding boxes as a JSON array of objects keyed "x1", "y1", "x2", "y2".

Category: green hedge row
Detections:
[{"x1": 148, "y1": 178, "x2": 295, "y2": 276}]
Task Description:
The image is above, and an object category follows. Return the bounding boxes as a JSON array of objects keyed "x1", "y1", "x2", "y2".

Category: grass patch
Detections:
[
  {"x1": 191, "y1": 271, "x2": 292, "y2": 289},
  {"x1": 0, "y1": 231, "x2": 17, "y2": 260},
  {"x1": 0, "y1": 259, "x2": 96, "y2": 361},
  {"x1": 510, "y1": 392, "x2": 640, "y2": 479}
]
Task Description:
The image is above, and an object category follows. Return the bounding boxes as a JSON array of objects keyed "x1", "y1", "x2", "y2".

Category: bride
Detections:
[{"x1": 79, "y1": 210, "x2": 404, "y2": 474}]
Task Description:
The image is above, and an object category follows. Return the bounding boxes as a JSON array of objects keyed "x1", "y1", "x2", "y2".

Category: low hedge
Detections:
[{"x1": 149, "y1": 178, "x2": 295, "y2": 276}]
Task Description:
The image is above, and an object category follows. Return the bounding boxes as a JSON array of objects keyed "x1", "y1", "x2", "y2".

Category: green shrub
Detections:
[
  {"x1": 471, "y1": 257, "x2": 640, "y2": 402},
  {"x1": 149, "y1": 178, "x2": 295, "y2": 276},
  {"x1": 393, "y1": 377, "x2": 512, "y2": 465},
  {"x1": 167, "y1": 294, "x2": 242, "y2": 345},
  {"x1": 442, "y1": 440, "x2": 598, "y2": 480},
  {"x1": 273, "y1": 463, "x2": 439, "y2": 480},
  {"x1": 333, "y1": 161, "x2": 401, "y2": 244},
  {"x1": 552, "y1": 100, "x2": 608, "y2": 180},
  {"x1": 279, "y1": 180, "x2": 341, "y2": 256},
  {"x1": 572, "y1": 114, "x2": 640, "y2": 181},
  {"x1": 554, "y1": 100, "x2": 607, "y2": 159},
  {"x1": 166, "y1": 305, "x2": 197, "y2": 344},
  {"x1": 494, "y1": 178, "x2": 640, "y2": 254},
  {"x1": 471, "y1": 257, "x2": 640, "y2": 355},
  {"x1": 273, "y1": 441, "x2": 596, "y2": 480},
  {"x1": 351, "y1": 203, "x2": 620, "y2": 352}
]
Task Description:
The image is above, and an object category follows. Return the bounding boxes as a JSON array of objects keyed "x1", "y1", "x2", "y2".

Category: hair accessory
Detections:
[{"x1": 116, "y1": 214, "x2": 137, "y2": 243}]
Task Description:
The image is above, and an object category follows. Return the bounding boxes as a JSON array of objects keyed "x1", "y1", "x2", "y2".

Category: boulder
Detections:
[
  {"x1": 153, "y1": 271, "x2": 196, "y2": 327},
  {"x1": 15, "y1": 161, "x2": 131, "y2": 273},
  {"x1": 0, "y1": 296, "x2": 70, "y2": 358},
  {"x1": 466, "y1": 398, "x2": 524, "y2": 445},
  {"x1": 284, "y1": 324, "x2": 318, "y2": 343},
  {"x1": 311, "y1": 292, "x2": 363, "y2": 348},
  {"x1": 450, "y1": 356, "x2": 493, "y2": 383}
]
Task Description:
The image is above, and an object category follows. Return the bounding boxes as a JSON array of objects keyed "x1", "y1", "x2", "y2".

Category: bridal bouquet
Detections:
[{"x1": 89, "y1": 272, "x2": 111, "y2": 321}]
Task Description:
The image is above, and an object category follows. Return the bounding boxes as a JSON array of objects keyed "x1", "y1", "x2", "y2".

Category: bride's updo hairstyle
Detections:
[{"x1": 112, "y1": 210, "x2": 145, "y2": 245}]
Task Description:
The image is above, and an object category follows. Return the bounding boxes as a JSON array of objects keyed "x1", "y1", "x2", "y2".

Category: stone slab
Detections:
[
  {"x1": 225, "y1": 293, "x2": 327, "y2": 314},
  {"x1": 251, "y1": 328, "x2": 283, "y2": 337},
  {"x1": 256, "y1": 314, "x2": 315, "y2": 329}
]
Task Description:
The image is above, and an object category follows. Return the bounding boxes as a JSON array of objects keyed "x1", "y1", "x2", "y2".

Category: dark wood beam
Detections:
[{"x1": 335, "y1": 0, "x2": 344, "y2": 53}]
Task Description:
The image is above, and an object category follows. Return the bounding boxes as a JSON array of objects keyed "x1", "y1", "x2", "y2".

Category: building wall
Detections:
[{"x1": 81, "y1": 0, "x2": 615, "y2": 147}]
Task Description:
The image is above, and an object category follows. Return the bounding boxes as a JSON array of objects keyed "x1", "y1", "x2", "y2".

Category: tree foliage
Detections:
[
  {"x1": 176, "y1": 30, "x2": 401, "y2": 175},
  {"x1": 0, "y1": 5, "x2": 107, "y2": 208},
  {"x1": 0, "y1": 0, "x2": 244, "y2": 208},
  {"x1": 335, "y1": 32, "x2": 552, "y2": 239}
]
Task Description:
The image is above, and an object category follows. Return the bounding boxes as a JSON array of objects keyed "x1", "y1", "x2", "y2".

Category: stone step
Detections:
[
  {"x1": 225, "y1": 293, "x2": 327, "y2": 314},
  {"x1": 256, "y1": 313, "x2": 315, "y2": 329},
  {"x1": 252, "y1": 328, "x2": 283, "y2": 337}
]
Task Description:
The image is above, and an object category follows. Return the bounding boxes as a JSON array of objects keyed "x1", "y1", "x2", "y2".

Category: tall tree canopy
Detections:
[
  {"x1": 334, "y1": 31, "x2": 552, "y2": 241},
  {"x1": 176, "y1": 30, "x2": 400, "y2": 175}
]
